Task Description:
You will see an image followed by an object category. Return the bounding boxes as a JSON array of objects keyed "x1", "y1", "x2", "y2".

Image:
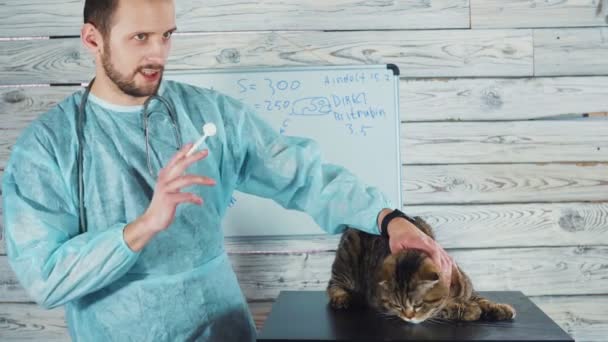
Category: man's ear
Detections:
[{"x1": 81, "y1": 23, "x2": 103, "y2": 55}]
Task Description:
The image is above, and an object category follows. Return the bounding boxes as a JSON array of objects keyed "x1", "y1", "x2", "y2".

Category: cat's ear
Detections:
[
  {"x1": 420, "y1": 258, "x2": 441, "y2": 282},
  {"x1": 420, "y1": 270, "x2": 440, "y2": 282},
  {"x1": 380, "y1": 254, "x2": 397, "y2": 280},
  {"x1": 418, "y1": 278, "x2": 440, "y2": 291},
  {"x1": 418, "y1": 267, "x2": 441, "y2": 290}
]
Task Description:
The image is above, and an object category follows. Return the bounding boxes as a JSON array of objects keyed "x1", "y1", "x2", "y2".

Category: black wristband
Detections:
[{"x1": 380, "y1": 209, "x2": 416, "y2": 239}]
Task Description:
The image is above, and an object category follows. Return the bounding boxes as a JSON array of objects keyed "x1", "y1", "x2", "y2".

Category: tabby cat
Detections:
[{"x1": 327, "y1": 216, "x2": 516, "y2": 324}]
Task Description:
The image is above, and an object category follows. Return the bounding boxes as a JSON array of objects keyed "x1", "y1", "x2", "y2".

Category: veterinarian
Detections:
[{"x1": 2, "y1": 0, "x2": 454, "y2": 340}]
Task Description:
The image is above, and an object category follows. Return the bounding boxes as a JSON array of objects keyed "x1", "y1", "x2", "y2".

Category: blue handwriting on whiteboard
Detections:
[
  {"x1": 290, "y1": 97, "x2": 332, "y2": 116},
  {"x1": 237, "y1": 79, "x2": 256, "y2": 93},
  {"x1": 345, "y1": 124, "x2": 373, "y2": 136},
  {"x1": 237, "y1": 78, "x2": 301, "y2": 95},
  {"x1": 265, "y1": 78, "x2": 301, "y2": 95},
  {"x1": 333, "y1": 107, "x2": 386, "y2": 121},
  {"x1": 323, "y1": 72, "x2": 391, "y2": 86},
  {"x1": 265, "y1": 100, "x2": 291, "y2": 111},
  {"x1": 331, "y1": 92, "x2": 367, "y2": 107},
  {"x1": 279, "y1": 118, "x2": 291, "y2": 135},
  {"x1": 324, "y1": 72, "x2": 366, "y2": 86}
]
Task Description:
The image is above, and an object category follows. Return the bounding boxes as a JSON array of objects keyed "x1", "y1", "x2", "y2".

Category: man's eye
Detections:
[
  {"x1": 163, "y1": 31, "x2": 173, "y2": 39},
  {"x1": 134, "y1": 33, "x2": 147, "y2": 41}
]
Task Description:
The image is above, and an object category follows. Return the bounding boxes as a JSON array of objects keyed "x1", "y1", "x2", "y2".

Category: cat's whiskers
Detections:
[
  {"x1": 426, "y1": 317, "x2": 451, "y2": 325},
  {"x1": 377, "y1": 311, "x2": 402, "y2": 323}
]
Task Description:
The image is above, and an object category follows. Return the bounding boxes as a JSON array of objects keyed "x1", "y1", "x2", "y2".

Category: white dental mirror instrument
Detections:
[{"x1": 186, "y1": 123, "x2": 217, "y2": 157}]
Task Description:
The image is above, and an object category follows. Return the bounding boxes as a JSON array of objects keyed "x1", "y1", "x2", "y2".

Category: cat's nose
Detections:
[{"x1": 404, "y1": 309, "x2": 415, "y2": 319}]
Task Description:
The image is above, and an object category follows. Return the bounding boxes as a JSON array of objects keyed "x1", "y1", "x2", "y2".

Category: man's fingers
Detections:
[
  {"x1": 169, "y1": 192, "x2": 203, "y2": 205},
  {"x1": 165, "y1": 143, "x2": 194, "y2": 170},
  {"x1": 165, "y1": 175, "x2": 216, "y2": 193},
  {"x1": 439, "y1": 254, "x2": 454, "y2": 286},
  {"x1": 429, "y1": 245, "x2": 443, "y2": 269},
  {"x1": 166, "y1": 149, "x2": 209, "y2": 180},
  {"x1": 441, "y1": 253, "x2": 451, "y2": 270}
]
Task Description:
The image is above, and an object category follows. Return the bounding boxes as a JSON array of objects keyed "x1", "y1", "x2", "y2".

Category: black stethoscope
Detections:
[{"x1": 77, "y1": 78, "x2": 183, "y2": 233}]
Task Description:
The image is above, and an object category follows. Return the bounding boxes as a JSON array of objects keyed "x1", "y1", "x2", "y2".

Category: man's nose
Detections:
[
  {"x1": 145, "y1": 40, "x2": 169, "y2": 64},
  {"x1": 145, "y1": 56, "x2": 165, "y2": 67}
]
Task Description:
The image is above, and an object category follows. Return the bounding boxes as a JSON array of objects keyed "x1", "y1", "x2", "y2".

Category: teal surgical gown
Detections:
[{"x1": 2, "y1": 80, "x2": 392, "y2": 341}]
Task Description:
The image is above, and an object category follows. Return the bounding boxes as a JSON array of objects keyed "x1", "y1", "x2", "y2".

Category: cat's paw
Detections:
[
  {"x1": 481, "y1": 303, "x2": 516, "y2": 321},
  {"x1": 462, "y1": 303, "x2": 482, "y2": 321},
  {"x1": 436, "y1": 302, "x2": 481, "y2": 321},
  {"x1": 328, "y1": 288, "x2": 351, "y2": 309}
]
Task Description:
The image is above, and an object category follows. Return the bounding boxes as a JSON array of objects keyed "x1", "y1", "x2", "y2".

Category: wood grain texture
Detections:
[
  {"x1": 4, "y1": 156, "x2": 604, "y2": 207},
  {"x1": 401, "y1": 76, "x2": 608, "y2": 121},
  {"x1": 231, "y1": 246, "x2": 608, "y2": 300},
  {"x1": 0, "y1": 301, "x2": 273, "y2": 340},
  {"x1": 0, "y1": 303, "x2": 68, "y2": 341},
  {"x1": 1, "y1": 296, "x2": 606, "y2": 341},
  {"x1": 401, "y1": 121, "x2": 608, "y2": 164},
  {"x1": 2, "y1": 246, "x2": 607, "y2": 302},
  {"x1": 3, "y1": 76, "x2": 608, "y2": 124},
  {"x1": 532, "y1": 295, "x2": 608, "y2": 342},
  {"x1": 471, "y1": 0, "x2": 608, "y2": 28},
  {"x1": 2, "y1": 118, "x2": 605, "y2": 169},
  {"x1": 3, "y1": 88, "x2": 608, "y2": 164},
  {"x1": 403, "y1": 163, "x2": 608, "y2": 204},
  {"x1": 535, "y1": 28, "x2": 608, "y2": 76},
  {"x1": 0, "y1": 0, "x2": 471, "y2": 38},
  {"x1": 1, "y1": 202, "x2": 607, "y2": 256},
  {"x1": 227, "y1": 203, "x2": 608, "y2": 250},
  {"x1": 0, "y1": 29, "x2": 533, "y2": 84},
  {"x1": 175, "y1": 0, "x2": 472, "y2": 31}
]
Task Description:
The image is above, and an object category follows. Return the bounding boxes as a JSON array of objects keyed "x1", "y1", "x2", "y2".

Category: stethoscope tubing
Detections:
[{"x1": 77, "y1": 78, "x2": 182, "y2": 233}]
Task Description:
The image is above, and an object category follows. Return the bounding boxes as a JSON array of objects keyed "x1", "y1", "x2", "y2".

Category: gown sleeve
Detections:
[
  {"x1": 2, "y1": 124, "x2": 140, "y2": 309},
  {"x1": 224, "y1": 95, "x2": 394, "y2": 235}
]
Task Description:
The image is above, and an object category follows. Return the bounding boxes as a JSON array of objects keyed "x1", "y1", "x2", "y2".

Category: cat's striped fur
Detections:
[{"x1": 327, "y1": 216, "x2": 516, "y2": 323}]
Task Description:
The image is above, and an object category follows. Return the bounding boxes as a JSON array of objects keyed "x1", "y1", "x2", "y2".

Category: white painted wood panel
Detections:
[
  {"x1": 0, "y1": 0, "x2": 471, "y2": 38},
  {"x1": 3, "y1": 77, "x2": 608, "y2": 124},
  {"x1": 403, "y1": 163, "x2": 608, "y2": 204},
  {"x1": 535, "y1": 28, "x2": 608, "y2": 76},
  {"x1": 0, "y1": 29, "x2": 534, "y2": 84},
  {"x1": 225, "y1": 203, "x2": 608, "y2": 250},
  {"x1": 401, "y1": 121, "x2": 608, "y2": 164},
  {"x1": 2, "y1": 119, "x2": 605, "y2": 169},
  {"x1": 471, "y1": 0, "x2": 608, "y2": 28},
  {"x1": 531, "y1": 295, "x2": 608, "y2": 342},
  {"x1": 3, "y1": 297, "x2": 604, "y2": 341},
  {"x1": 3, "y1": 159, "x2": 605, "y2": 208},
  {"x1": 2, "y1": 246, "x2": 607, "y2": 302},
  {"x1": 0, "y1": 301, "x2": 272, "y2": 340},
  {"x1": 402, "y1": 76, "x2": 608, "y2": 121},
  {"x1": 1, "y1": 202, "x2": 607, "y2": 256},
  {"x1": 0, "y1": 303, "x2": 68, "y2": 341}
]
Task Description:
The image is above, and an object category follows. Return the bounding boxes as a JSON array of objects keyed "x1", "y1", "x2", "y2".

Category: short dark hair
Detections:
[{"x1": 83, "y1": 0, "x2": 119, "y2": 37}]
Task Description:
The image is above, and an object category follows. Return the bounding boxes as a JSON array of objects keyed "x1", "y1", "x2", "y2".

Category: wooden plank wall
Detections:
[{"x1": 1, "y1": 1, "x2": 607, "y2": 341}]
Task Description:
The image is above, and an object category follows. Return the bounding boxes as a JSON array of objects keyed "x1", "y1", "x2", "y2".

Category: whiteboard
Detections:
[{"x1": 167, "y1": 65, "x2": 401, "y2": 237}]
